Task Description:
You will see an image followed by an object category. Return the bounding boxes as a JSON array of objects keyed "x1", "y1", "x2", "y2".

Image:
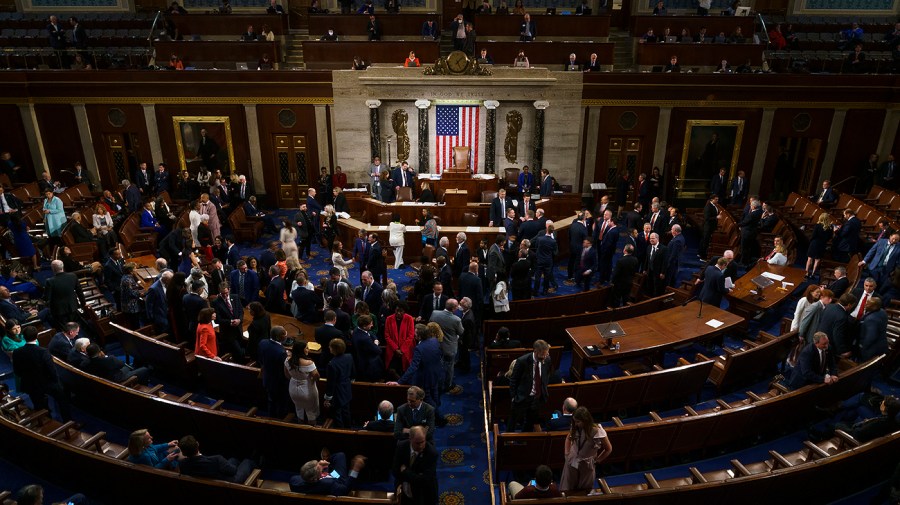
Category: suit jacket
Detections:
[
  {"x1": 786, "y1": 342, "x2": 836, "y2": 389},
  {"x1": 333, "y1": 193, "x2": 349, "y2": 213},
  {"x1": 740, "y1": 208, "x2": 762, "y2": 235},
  {"x1": 103, "y1": 258, "x2": 124, "y2": 293},
  {"x1": 828, "y1": 277, "x2": 850, "y2": 299},
  {"x1": 135, "y1": 169, "x2": 153, "y2": 194},
  {"x1": 699, "y1": 266, "x2": 726, "y2": 307},
  {"x1": 352, "y1": 327, "x2": 383, "y2": 382},
  {"x1": 419, "y1": 293, "x2": 449, "y2": 322},
  {"x1": 575, "y1": 246, "x2": 597, "y2": 278},
  {"x1": 182, "y1": 292, "x2": 208, "y2": 337},
  {"x1": 366, "y1": 241, "x2": 385, "y2": 278},
  {"x1": 125, "y1": 185, "x2": 142, "y2": 213},
  {"x1": 546, "y1": 413, "x2": 574, "y2": 431},
  {"x1": 264, "y1": 275, "x2": 289, "y2": 314},
  {"x1": 730, "y1": 176, "x2": 748, "y2": 202},
  {"x1": 212, "y1": 294, "x2": 243, "y2": 341},
  {"x1": 710, "y1": 174, "x2": 727, "y2": 200},
  {"x1": 359, "y1": 282, "x2": 383, "y2": 316},
  {"x1": 798, "y1": 300, "x2": 826, "y2": 342},
  {"x1": 815, "y1": 187, "x2": 837, "y2": 206},
  {"x1": 367, "y1": 18, "x2": 382, "y2": 40},
  {"x1": 315, "y1": 323, "x2": 345, "y2": 366},
  {"x1": 836, "y1": 217, "x2": 861, "y2": 254},
  {"x1": 452, "y1": 243, "x2": 470, "y2": 279},
  {"x1": 611, "y1": 255, "x2": 639, "y2": 295},
  {"x1": 145, "y1": 280, "x2": 168, "y2": 331},
  {"x1": 863, "y1": 238, "x2": 900, "y2": 273},
  {"x1": 487, "y1": 244, "x2": 505, "y2": 283},
  {"x1": 644, "y1": 243, "x2": 666, "y2": 275},
  {"x1": 458, "y1": 271, "x2": 483, "y2": 306},
  {"x1": 48, "y1": 332, "x2": 75, "y2": 360},
  {"x1": 209, "y1": 268, "x2": 226, "y2": 295},
  {"x1": 859, "y1": 309, "x2": 889, "y2": 361},
  {"x1": 534, "y1": 234, "x2": 557, "y2": 266},
  {"x1": 595, "y1": 221, "x2": 618, "y2": 255},
  {"x1": 666, "y1": 234, "x2": 685, "y2": 272},
  {"x1": 84, "y1": 355, "x2": 130, "y2": 382},
  {"x1": 394, "y1": 402, "x2": 435, "y2": 440},
  {"x1": 519, "y1": 20, "x2": 536, "y2": 40},
  {"x1": 392, "y1": 440, "x2": 439, "y2": 505},
  {"x1": 292, "y1": 286, "x2": 322, "y2": 323},
  {"x1": 568, "y1": 220, "x2": 590, "y2": 250},
  {"x1": 325, "y1": 353, "x2": 355, "y2": 407},
  {"x1": 508, "y1": 351, "x2": 551, "y2": 404},
  {"x1": 13, "y1": 343, "x2": 60, "y2": 397},
  {"x1": 229, "y1": 269, "x2": 260, "y2": 303},
  {"x1": 179, "y1": 455, "x2": 239, "y2": 482},
  {"x1": 44, "y1": 271, "x2": 85, "y2": 320},
  {"x1": 540, "y1": 175, "x2": 553, "y2": 197},
  {"x1": 398, "y1": 337, "x2": 443, "y2": 392},
  {"x1": 817, "y1": 303, "x2": 851, "y2": 354},
  {"x1": 257, "y1": 338, "x2": 289, "y2": 392},
  {"x1": 646, "y1": 211, "x2": 666, "y2": 237},
  {"x1": 518, "y1": 220, "x2": 543, "y2": 243},
  {"x1": 0, "y1": 298, "x2": 30, "y2": 322},
  {"x1": 226, "y1": 245, "x2": 242, "y2": 268},
  {"x1": 490, "y1": 196, "x2": 515, "y2": 225}
]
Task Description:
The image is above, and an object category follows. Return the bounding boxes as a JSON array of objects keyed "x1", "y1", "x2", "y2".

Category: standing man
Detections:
[
  {"x1": 665, "y1": 224, "x2": 685, "y2": 287},
  {"x1": 155, "y1": 163, "x2": 170, "y2": 196},
  {"x1": 644, "y1": 233, "x2": 667, "y2": 296},
  {"x1": 487, "y1": 234, "x2": 506, "y2": 292},
  {"x1": 145, "y1": 270, "x2": 172, "y2": 334},
  {"x1": 610, "y1": 244, "x2": 639, "y2": 307},
  {"x1": 574, "y1": 238, "x2": 596, "y2": 292},
  {"x1": 258, "y1": 326, "x2": 291, "y2": 418},
  {"x1": 729, "y1": 170, "x2": 748, "y2": 207},
  {"x1": 392, "y1": 426, "x2": 439, "y2": 505},
  {"x1": 519, "y1": 13, "x2": 536, "y2": 41},
  {"x1": 452, "y1": 232, "x2": 470, "y2": 285},
  {"x1": 533, "y1": 222, "x2": 558, "y2": 295},
  {"x1": 135, "y1": 162, "x2": 153, "y2": 195},
  {"x1": 539, "y1": 169, "x2": 552, "y2": 197},
  {"x1": 699, "y1": 257, "x2": 730, "y2": 307},
  {"x1": 858, "y1": 232, "x2": 900, "y2": 295},
  {"x1": 739, "y1": 199, "x2": 762, "y2": 265},
  {"x1": 369, "y1": 156, "x2": 384, "y2": 200},
  {"x1": 489, "y1": 188, "x2": 514, "y2": 228},
  {"x1": 567, "y1": 210, "x2": 591, "y2": 280},
  {"x1": 710, "y1": 168, "x2": 727, "y2": 202},
  {"x1": 47, "y1": 15, "x2": 66, "y2": 50},
  {"x1": 229, "y1": 260, "x2": 260, "y2": 305},
  {"x1": 366, "y1": 233, "x2": 387, "y2": 286},
  {"x1": 699, "y1": 194, "x2": 719, "y2": 260},
  {"x1": 13, "y1": 326, "x2": 71, "y2": 420},
  {"x1": 451, "y1": 14, "x2": 466, "y2": 51},
  {"x1": 881, "y1": 154, "x2": 897, "y2": 190},
  {"x1": 295, "y1": 202, "x2": 315, "y2": 260},
  {"x1": 594, "y1": 209, "x2": 618, "y2": 285},
  {"x1": 212, "y1": 282, "x2": 245, "y2": 361},
  {"x1": 366, "y1": 14, "x2": 382, "y2": 40},
  {"x1": 508, "y1": 340, "x2": 551, "y2": 432},
  {"x1": 833, "y1": 209, "x2": 860, "y2": 263},
  {"x1": 44, "y1": 260, "x2": 86, "y2": 330},
  {"x1": 430, "y1": 298, "x2": 464, "y2": 393}
]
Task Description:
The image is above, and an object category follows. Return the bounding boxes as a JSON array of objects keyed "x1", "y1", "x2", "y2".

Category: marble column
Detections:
[
  {"x1": 819, "y1": 109, "x2": 848, "y2": 184},
  {"x1": 749, "y1": 108, "x2": 776, "y2": 197},
  {"x1": 877, "y1": 109, "x2": 900, "y2": 159},
  {"x1": 142, "y1": 104, "x2": 164, "y2": 166},
  {"x1": 243, "y1": 104, "x2": 266, "y2": 193},
  {"x1": 484, "y1": 100, "x2": 499, "y2": 174},
  {"x1": 72, "y1": 104, "x2": 101, "y2": 188},
  {"x1": 532, "y1": 101, "x2": 549, "y2": 172},
  {"x1": 366, "y1": 99, "x2": 382, "y2": 161},
  {"x1": 18, "y1": 104, "x2": 48, "y2": 178},
  {"x1": 652, "y1": 107, "x2": 672, "y2": 171},
  {"x1": 415, "y1": 99, "x2": 431, "y2": 173}
]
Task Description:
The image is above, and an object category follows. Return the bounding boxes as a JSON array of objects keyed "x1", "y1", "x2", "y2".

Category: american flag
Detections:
[{"x1": 435, "y1": 105, "x2": 480, "y2": 173}]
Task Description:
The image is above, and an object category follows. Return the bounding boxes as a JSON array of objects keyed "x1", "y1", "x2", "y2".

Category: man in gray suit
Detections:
[
  {"x1": 430, "y1": 298, "x2": 464, "y2": 393},
  {"x1": 799, "y1": 289, "x2": 833, "y2": 342}
]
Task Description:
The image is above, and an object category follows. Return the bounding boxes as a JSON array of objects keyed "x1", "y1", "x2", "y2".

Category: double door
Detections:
[{"x1": 273, "y1": 135, "x2": 312, "y2": 208}]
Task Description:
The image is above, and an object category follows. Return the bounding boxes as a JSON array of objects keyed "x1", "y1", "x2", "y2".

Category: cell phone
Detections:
[
  {"x1": 529, "y1": 480, "x2": 536, "y2": 487},
  {"x1": 376, "y1": 410, "x2": 394, "y2": 421},
  {"x1": 551, "y1": 413, "x2": 559, "y2": 419},
  {"x1": 330, "y1": 470, "x2": 341, "y2": 479}
]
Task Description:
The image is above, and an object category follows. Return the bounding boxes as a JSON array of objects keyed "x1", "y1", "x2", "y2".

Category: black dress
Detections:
[{"x1": 807, "y1": 223, "x2": 833, "y2": 259}]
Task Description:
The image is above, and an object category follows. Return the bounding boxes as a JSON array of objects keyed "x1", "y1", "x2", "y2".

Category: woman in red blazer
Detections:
[
  {"x1": 384, "y1": 301, "x2": 415, "y2": 376},
  {"x1": 195, "y1": 307, "x2": 221, "y2": 361}
]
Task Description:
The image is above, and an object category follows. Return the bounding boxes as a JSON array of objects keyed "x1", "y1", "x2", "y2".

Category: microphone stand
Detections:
[{"x1": 697, "y1": 297, "x2": 704, "y2": 319}]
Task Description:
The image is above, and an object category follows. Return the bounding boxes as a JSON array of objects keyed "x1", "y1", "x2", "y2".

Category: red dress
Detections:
[
  {"x1": 384, "y1": 312, "x2": 415, "y2": 371},
  {"x1": 195, "y1": 323, "x2": 218, "y2": 358}
]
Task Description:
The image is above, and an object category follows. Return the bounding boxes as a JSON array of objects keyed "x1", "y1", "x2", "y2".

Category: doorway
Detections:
[{"x1": 273, "y1": 134, "x2": 311, "y2": 208}]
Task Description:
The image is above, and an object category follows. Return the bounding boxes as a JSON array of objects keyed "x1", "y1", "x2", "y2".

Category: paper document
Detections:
[
  {"x1": 466, "y1": 226, "x2": 480, "y2": 232},
  {"x1": 705, "y1": 319, "x2": 725, "y2": 329},
  {"x1": 724, "y1": 277, "x2": 734, "y2": 289},
  {"x1": 761, "y1": 272, "x2": 785, "y2": 282}
]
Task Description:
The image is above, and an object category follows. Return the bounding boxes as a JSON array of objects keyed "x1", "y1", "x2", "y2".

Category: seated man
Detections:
[
  {"x1": 785, "y1": 332, "x2": 839, "y2": 390},
  {"x1": 664, "y1": 55, "x2": 680, "y2": 73},
  {"x1": 507, "y1": 465, "x2": 562, "y2": 499},
  {"x1": 177, "y1": 435, "x2": 257, "y2": 483},
  {"x1": 363, "y1": 400, "x2": 395, "y2": 432},
  {"x1": 66, "y1": 337, "x2": 91, "y2": 369},
  {"x1": 83, "y1": 343, "x2": 151, "y2": 384},
  {"x1": 244, "y1": 195, "x2": 279, "y2": 234},
  {"x1": 290, "y1": 451, "x2": 366, "y2": 495},
  {"x1": 545, "y1": 397, "x2": 577, "y2": 431},
  {"x1": 0, "y1": 286, "x2": 38, "y2": 322},
  {"x1": 241, "y1": 24, "x2": 258, "y2": 41}
]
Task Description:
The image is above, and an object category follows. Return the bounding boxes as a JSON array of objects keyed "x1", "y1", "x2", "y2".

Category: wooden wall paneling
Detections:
[
  {"x1": 33, "y1": 104, "x2": 85, "y2": 177},
  {"x1": 664, "y1": 108, "x2": 762, "y2": 204},
  {"x1": 892, "y1": 120, "x2": 900, "y2": 159},
  {"x1": 154, "y1": 104, "x2": 250, "y2": 180},
  {"x1": 0, "y1": 104, "x2": 35, "y2": 183},
  {"x1": 592, "y1": 106, "x2": 659, "y2": 201},
  {"x1": 84, "y1": 104, "x2": 152, "y2": 192},
  {"x1": 760, "y1": 108, "x2": 835, "y2": 201},
  {"x1": 255, "y1": 104, "x2": 320, "y2": 208},
  {"x1": 831, "y1": 109, "x2": 886, "y2": 191}
]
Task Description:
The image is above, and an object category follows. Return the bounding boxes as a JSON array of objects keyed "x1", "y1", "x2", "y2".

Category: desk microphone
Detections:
[
  {"x1": 697, "y1": 297, "x2": 704, "y2": 319},
  {"x1": 286, "y1": 322, "x2": 305, "y2": 338},
  {"x1": 681, "y1": 295, "x2": 698, "y2": 307}
]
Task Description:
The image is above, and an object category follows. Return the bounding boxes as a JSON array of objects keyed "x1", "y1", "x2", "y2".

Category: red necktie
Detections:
[
  {"x1": 225, "y1": 296, "x2": 232, "y2": 314},
  {"x1": 856, "y1": 293, "x2": 868, "y2": 319},
  {"x1": 532, "y1": 359, "x2": 542, "y2": 399},
  {"x1": 651, "y1": 213, "x2": 657, "y2": 227}
]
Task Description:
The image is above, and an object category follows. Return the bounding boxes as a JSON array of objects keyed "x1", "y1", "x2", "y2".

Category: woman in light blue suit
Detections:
[{"x1": 42, "y1": 189, "x2": 65, "y2": 247}]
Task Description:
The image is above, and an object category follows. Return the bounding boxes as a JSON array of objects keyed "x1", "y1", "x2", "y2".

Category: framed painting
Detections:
[
  {"x1": 678, "y1": 120, "x2": 744, "y2": 199},
  {"x1": 172, "y1": 116, "x2": 236, "y2": 174}
]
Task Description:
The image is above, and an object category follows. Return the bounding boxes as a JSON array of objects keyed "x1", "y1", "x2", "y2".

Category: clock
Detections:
[{"x1": 447, "y1": 51, "x2": 470, "y2": 74}]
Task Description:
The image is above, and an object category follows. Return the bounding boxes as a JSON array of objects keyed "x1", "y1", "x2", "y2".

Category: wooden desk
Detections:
[
  {"x1": 725, "y1": 262, "x2": 807, "y2": 318},
  {"x1": 301, "y1": 40, "x2": 440, "y2": 69},
  {"x1": 567, "y1": 301, "x2": 744, "y2": 380},
  {"x1": 473, "y1": 14, "x2": 610, "y2": 38},
  {"x1": 241, "y1": 309, "x2": 317, "y2": 342},
  {"x1": 168, "y1": 14, "x2": 288, "y2": 37},
  {"x1": 347, "y1": 197, "x2": 490, "y2": 226},
  {"x1": 629, "y1": 15, "x2": 756, "y2": 38},
  {"x1": 308, "y1": 13, "x2": 442, "y2": 37},
  {"x1": 635, "y1": 42, "x2": 764, "y2": 67},
  {"x1": 421, "y1": 173, "x2": 499, "y2": 203},
  {"x1": 153, "y1": 41, "x2": 281, "y2": 65},
  {"x1": 477, "y1": 41, "x2": 614, "y2": 66}
]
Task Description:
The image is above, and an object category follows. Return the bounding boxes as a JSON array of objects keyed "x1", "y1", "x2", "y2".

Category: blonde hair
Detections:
[
  {"x1": 426, "y1": 322, "x2": 444, "y2": 342},
  {"x1": 817, "y1": 213, "x2": 832, "y2": 227}
]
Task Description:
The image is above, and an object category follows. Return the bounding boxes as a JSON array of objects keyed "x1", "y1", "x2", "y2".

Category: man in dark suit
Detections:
[
  {"x1": 0, "y1": 186, "x2": 24, "y2": 227},
  {"x1": 0, "y1": 286, "x2": 37, "y2": 322},
  {"x1": 263, "y1": 266, "x2": 289, "y2": 315},
  {"x1": 212, "y1": 282, "x2": 245, "y2": 362},
  {"x1": 418, "y1": 281, "x2": 449, "y2": 322},
  {"x1": 594, "y1": 209, "x2": 618, "y2": 284},
  {"x1": 646, "y1": 202, "x2": 665, "y2": 238},
  {"x1": 644, "y1": 233, "x2": 667, "y2": 296},
  {"x1": 365, "y1": 233, "x2": 386, "y2": 285},
  {"x1": 858, "y1": 298, "x2": 889, "y2": 361},
  {"x1": 208, "y1": 259, "x2": 227, "y2": 296},
  {"x1": 84, "y1": 343, "x2": 150, "y2": 383},
  {"x1": 539, "y1": 169, "x2": 553, "y2": 198},
  {"x1": 519, "y1": 13, "x2": 536, "y2": 41},
  {"x1": 47, "y1": 15, "x2": 66, "y2": 49},
  {"x1": 834, "y1": 209, "x2": 861, "y2": 263},
  {"x1": 394, "y1": 326, "x2": 444, "y2": 409},
  {"x1": 364, "y1": 401, "x2": 396, "y2": 432},
  {"x1": 508, "y1": 339, "x2": 552, "y2": 432},
  {"x1": 739, "y1": 199, "x2": 762, "y2": 265},
  {"x1": 391, "y1": 162, "x2": 416, "y2": 195},
  {"x1": 665, "y1": 225, "x2": 685, "y2": 287},
  {"x1": 502, "y1": 208, "x2": 519, "y2": 239},
  {"x1": 48, "y1": 322, "x2": 80, "y2": 360},
  {"x1": 814, "y1": 179, "x2": 838, "y2": 208},
  {"x1": 635, "y1": 223, "x2": 652, "y2": 270},
  {"x1": 458, "y1": 261, "x2": 484, "y2": 318},
  {"x1": 582, "y1": 52, "x2": 601, "y2": 72},
  {"x1": 785, "y1": 332, "x2": 839, "y2": 390},
  {"x1": 366, "y1": 14, "x2": 382, "y2": 40},
  {"x1": 244, "y1": 196, "x2": 278, "y2": 234},
  {"x1": 229, "y1": 260, "x2": 260, "y2": 305},
  {"x1": 64, "y1": 17, "x2": 83, "y2": 50},
  {"x1": 624, "y1": 202, "x2": 642, "y2": 232},
  {"x1": 451, "y1": 232, "x2": 471, "y2": 284},
  {"x1": 566, "y1": 211, "x2": 591, "y2": 280},
  {"x1": 817, "y1": 292, "x2": 855, "y2": 356},
  {"x1": 827, "y1": 266, "x2": 850, "y2": 299},
  {"x1": 44, "y1": 260, "x2": 86, "y2": 330},
  {"x1": 178, "y1": 435, "x2": 257, "y2": 483},
  {"x1": 182, "y1": 281, "x2": 208, "y2": 340},
  {"x1": 699, "y1": 194, "x2": 719, "y2": 260},
  {"x1": 573, "y1": 238, "x2": 596, "y2": 292},
  {"x1": 532, "y1": 223, "x2": 558, "y2": 295},
  {"x1": 545, "y1": 397, "x2": 577, "y2": 431},
  {"x1": 134, "y1": 162, "x2": 154, "y2": 195},
  {"x1": 358, "y1": 271, "x2": 383, "y2": 316},
  {"x1": 710, "y1": 168, "x2": 727, "y2": 201},
  {"x1": 315, "y1": 310, "x2": 345, "y2": 367},
  {"x1": 729, "y1": 170, "x2": 748, "y2": 207},
  {"x1": 394, "y1": 386, "x2": 436, "y2": 441},
  {"x1": 610, "y1": 244, "x2": 639, "y2": 307},
  {"x1": 392, "y1": 425, "x2": 439, "y2": 505},
  {"x1": 881, "y1": 154, "x2": 897, "y2": 190},
  {"x1": 102, "y1": 250, "x2": 125, "y2": 305},
  {"x1": 124, "y1": 179, "x2": 142, "y2": 214},
  {"x1": 225, "y1": 237, "x2": 241, "y2": 269},
  {"x1": 144, "y1": 271, "x2": 171, "y2": 334},
  {"x1": 292, "y1": 283, "x2": 322, "y2": 324},
  {"x1": 14, "y1": 327, "x2": 71, "y2": 420},
  {"x1": 258, "y1": 325, "x2": 291, "y2": 418},
  {"x1": 291, "y1": 451, "x2": 366, "y2": 496},
  {"x1": 489, "y1": 188, "x2": 514, "y2": 228},
  {"x1": 518, "y1": 210, "x2": 543, "y2": 244},
  {"x1": 699, "y1": 257, "x2": 729, "y2": 307}
]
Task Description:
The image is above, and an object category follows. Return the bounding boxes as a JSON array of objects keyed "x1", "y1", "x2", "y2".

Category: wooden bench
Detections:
[
  {"x1": 484, "y1": 346, "x2": 563, "y2": 384},
  {"x1": 227, "y1": 205, "x2": 263, "y2": 244},
  {"x1": 110, "y1": 323, "x2": 196, "y2": 382},
  {"x1": 494, "y1": 355, "x2": 884, "y2": 472},
  {"x1": 488, "y1": 360, "x2": 713, "y2": 424},
  {"x1": 693, "y1": 330, "x2": 798, "y2": 392},
  {"x1": 118, "y1": 212, "x2": 157, "y2": 256}
]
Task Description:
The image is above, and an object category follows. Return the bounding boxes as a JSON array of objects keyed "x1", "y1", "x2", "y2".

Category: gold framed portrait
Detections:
[
  {"x1": 172, "y1": 116, "x2": 236, "y2": 174},
  {"x1": 677, "y1": 120, "x2": 745, "y2": 199}
]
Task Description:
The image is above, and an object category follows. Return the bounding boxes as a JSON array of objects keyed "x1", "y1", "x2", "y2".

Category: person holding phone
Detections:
[
  {"x1": 507, "y1": 465, "x2": 562, "y2": 499},
  {"x1": 290, "y1": 451, "x2": 367, "y2": 495},
  {"x1": 364, "y1": 400, "x2": 395, "y2": 432}
]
